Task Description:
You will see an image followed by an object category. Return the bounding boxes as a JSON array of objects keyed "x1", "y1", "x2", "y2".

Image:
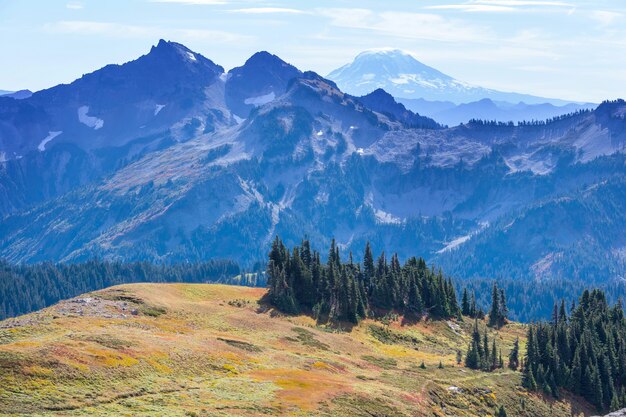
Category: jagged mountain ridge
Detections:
[
  {"x1": 0, "y1": 67, "x2": 445, "y2": 263},
  {"x1": 0, "y1": 41, "x2": 625, "y2": 283},
  {"x1": 0, "y1": 40, "x2": 233, "y2": 214}
]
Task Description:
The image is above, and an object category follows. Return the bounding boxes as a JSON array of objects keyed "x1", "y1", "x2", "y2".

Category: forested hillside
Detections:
[
  {"x1": 0, "y1": 259, "x2": 249, "y2": 319},
  {"x1": 524, "y1": 289, "x2": 626, "y2": 413}
]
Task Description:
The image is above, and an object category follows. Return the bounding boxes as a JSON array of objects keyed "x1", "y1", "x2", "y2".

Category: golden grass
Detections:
[{"x1": 0, "y1": 283, "x2": 597, "y2": 417}]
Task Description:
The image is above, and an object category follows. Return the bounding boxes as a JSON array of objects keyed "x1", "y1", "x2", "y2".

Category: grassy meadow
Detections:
[{"x1": 0, "y1": 283, "x2": 596, "y2": 416}]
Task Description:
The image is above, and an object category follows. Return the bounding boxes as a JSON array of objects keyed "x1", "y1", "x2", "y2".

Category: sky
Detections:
[{"x1": 1, "y1": 0, "x2": 625, "y2": 102}]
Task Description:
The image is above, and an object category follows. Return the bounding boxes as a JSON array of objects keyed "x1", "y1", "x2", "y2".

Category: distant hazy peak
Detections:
[{"x1": 328, "y1": 49, "x2": 569, "y2": 105}]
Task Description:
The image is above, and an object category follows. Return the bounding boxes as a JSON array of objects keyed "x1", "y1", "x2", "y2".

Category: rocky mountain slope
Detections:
[
  {"x1": 0, "y1": 40, "x2": 625, "y2": 283},
  {"x1": 0, "y1": 40, "x2": 229, "y2": 214},
  {"x1": 0, "y1": 283, "x2": 596, "y2": 416}
]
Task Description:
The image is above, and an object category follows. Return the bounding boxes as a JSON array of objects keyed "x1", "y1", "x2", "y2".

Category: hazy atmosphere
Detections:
[{"x1": 2, "y1": 0, "x2": 626, "y2": 102}]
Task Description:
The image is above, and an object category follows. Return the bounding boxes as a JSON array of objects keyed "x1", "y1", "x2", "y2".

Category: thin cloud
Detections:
[
  {"x1": 317, "y1": 8, "x2": 491, "y2": 43},
  {"x1": 428, "y1": 4, "x2": 515, "y2": 12},
  {"x1": 149, "y1": 0, "x2": 229, "y2": 5},
  {"x1": 590, "y1": 10, "x2": 623, "y2": 27},
  {"x1": 427, "y1": 0, "x2": 573, "y2": 13},
  {"x1": 229, "y1": 8, "x2": 307, "y2": 14},
  {"x1": 515, "y1": 65, "x2": 561, "y2": 73},
  {"x1": 478, "y1": 0, "x2": 571, "y2": 5},
  {"x1": 44, "y1": 21, "x2": 249, "y2": 43},
  {"x1": 66, "y1": 2, "x2": 84, "y2": 9}
]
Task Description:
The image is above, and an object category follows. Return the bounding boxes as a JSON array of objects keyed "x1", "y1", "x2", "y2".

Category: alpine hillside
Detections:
[{"x1": 0, "y1": 282, "x2": 595, "y2": 417}]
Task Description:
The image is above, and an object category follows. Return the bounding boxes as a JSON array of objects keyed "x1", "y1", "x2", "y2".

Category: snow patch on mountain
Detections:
[
  {"x1": 531, "y1": 252, "x2": 562, "y2": 279},
  {"x1": 437, "y1": 222, "x2": 488, "y2": 254},
  {"x1": 374, "y1": 208, "x2": 402, "y2": 224},
  {"x1": 244, "y1": 92, "x2": 276, "y2": 106},
  {"x1": 437, "y1": 234, "x2": 472, "y2": 254},
  {"x1": 78, "y1": 106, "x2": 104, "y2": 130},
  {"x1": 154, "y1": 104, "x2": 166, "y2": 116},
  {"x1": 38, "y1": 131, "x2": 63, "y2": 152}
]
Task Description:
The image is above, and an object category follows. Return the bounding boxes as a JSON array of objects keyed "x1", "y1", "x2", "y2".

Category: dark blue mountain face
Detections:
[
  {"x1": 0, "y1": 41, "x2": 625, "y2": 286},
  {"x1": 0, "y1": 40, "x2": 225, "y2": 156},
  {"x1": 0, "y1": 40, "x2": 228, "y2": 215},
  {"x1": 225, "y1": 51, "x2": 302, "y2": 118},
  {"x1": 357, "y1": 89, "x2": 442, "y2": 129}
]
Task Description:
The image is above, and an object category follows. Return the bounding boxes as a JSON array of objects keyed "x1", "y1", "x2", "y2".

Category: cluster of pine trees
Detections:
[
  {"x1": 464, "y1": 319, "x2": 504, "y2": 372},
  {"x1": 0, "y1": 259, "x2": 240, "y2": 320},
  {"x1": 461, "y1": 288, "x2": 485, "y2": 319},
  {"x1": 461, "y1": 283, "x2": 508, "y2": 327},
  {"x1": 523, "y1": 289, "x2": 626, "y2": 412},
  {"x1": 266, "y1": 237, "x2": 461, "y2": 324}
]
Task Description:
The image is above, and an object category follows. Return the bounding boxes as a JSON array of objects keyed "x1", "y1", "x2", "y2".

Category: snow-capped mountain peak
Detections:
[
  {"x1": 327, "y1": 49, "x2": 472, "y2": 102},
  {"x1": 328, "y1": 49, "x2": 567, "y2": 105}
]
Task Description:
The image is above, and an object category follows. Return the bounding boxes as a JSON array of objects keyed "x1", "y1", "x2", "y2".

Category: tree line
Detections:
[
  {"x1": 0, "y1": 259, "x2": 242, "y2": 320},
  {"x1": 267, "y1": 236, "x2": 466, "y2": 324},
  {"x1": 523, "y1": 289, "x2": 626, "y2": 413},
  {"x1": 457, "y1": 277, "x2": 626, "y2": 323},
  {"x1": 465, "y1": 108, "x2": 592, "y2": 128}
]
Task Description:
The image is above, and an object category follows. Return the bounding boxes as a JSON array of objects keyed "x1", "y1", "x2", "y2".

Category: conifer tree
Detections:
[
  {"x1": 363, "y1": 242, "x2": 375, "y2": 294},
  {"x1": 508, "y1": 337, "x2": 520, "y2": 370},
  {"x1": 488, "y1": 282, "x2": 507, "y2": 328},
  {"x1": 462, "y1": 288, "x2": 471, "y2": 316},
  {"x1": 470, "y1": 292, "x2": 478, "y2": 318}
]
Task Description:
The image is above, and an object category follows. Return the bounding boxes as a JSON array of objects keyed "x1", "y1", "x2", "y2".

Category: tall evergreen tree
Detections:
[
  {"x1": 508, "y1": 337, "x2": 520, "y2": 371},
  {"x1": 462, "y1": 288, "x2": 471, "y2": 316},
  {"x1": 488, "y1": 282, "x2": 507, "y2": 328}
]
